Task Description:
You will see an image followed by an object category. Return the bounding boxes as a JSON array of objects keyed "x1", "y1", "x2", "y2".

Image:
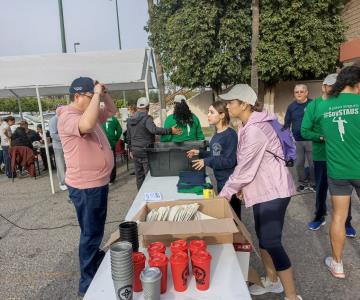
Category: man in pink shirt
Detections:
[{"x1": 57, "y1": 77, "x2": 117, "y2": 296}]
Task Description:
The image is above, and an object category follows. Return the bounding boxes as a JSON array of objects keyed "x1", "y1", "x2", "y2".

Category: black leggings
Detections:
[{"x1": 253, "y1": 197, "x2": 291, "y2": 272}]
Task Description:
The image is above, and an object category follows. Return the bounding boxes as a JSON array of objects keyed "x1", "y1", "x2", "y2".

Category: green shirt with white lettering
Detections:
[
  {"x1": 301, "y1": 97, "x2": 326, "y2": 161},
  {"x1": 318, "y1": 93, "x2": 360, "y2": 180}
]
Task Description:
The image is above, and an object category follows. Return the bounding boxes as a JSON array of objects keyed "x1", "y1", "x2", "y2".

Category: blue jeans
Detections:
[
  {"x1": 2, "y1": 146, "x2": 12, "y2": 177},
  {"x1": 313, "y1": 161, "x2": 352, "y2": 225},
  {"x1": 68, "y1": 184, "x2": 109, "y2": 294}
]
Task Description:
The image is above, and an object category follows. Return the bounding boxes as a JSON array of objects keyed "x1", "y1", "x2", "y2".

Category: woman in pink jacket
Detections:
[{"x1": 219, "y1": 84, "x2": 301, "y2": 300}]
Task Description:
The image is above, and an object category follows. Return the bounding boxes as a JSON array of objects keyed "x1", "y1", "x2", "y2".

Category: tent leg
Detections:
[{"x1": 36, "y1": 86, "x2": 55, "y2": 194}]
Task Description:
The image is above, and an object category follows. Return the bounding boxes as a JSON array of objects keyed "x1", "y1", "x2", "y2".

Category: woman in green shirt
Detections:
[
  {"x1": 317, "y1": 66, "x2": 360, "y2": 279},
  {"x1": 160, "y1": 95, "x2": 205, "y2": 142}
]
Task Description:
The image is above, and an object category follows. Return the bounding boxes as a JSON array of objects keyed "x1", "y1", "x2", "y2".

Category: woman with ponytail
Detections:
[{"x1": 314, "y1": 65, "x2": 360, "y2": 278}]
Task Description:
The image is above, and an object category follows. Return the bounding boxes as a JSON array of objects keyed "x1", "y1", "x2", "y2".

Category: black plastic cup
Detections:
[{"x1": 119, "y1": 221, "x2": 139, "y2": 252}]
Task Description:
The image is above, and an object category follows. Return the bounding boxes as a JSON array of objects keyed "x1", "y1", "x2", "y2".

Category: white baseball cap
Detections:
[
  {"x1": 137, "y1": 97, "x2": 149, "y2": 108},
  {"x1": 219, "y1": 84, "x2": 257, "y2": 106},
  {"x1": 323, "y1": 73, "x2": 338, "y2": 86},
  {"x1": 174, "y1": 95, "x2": 186, "y2": 103}
]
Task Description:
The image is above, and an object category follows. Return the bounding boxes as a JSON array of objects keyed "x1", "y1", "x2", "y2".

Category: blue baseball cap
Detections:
[{"x1": 69, "y1": 77, "x2": 94, "y2": 94}]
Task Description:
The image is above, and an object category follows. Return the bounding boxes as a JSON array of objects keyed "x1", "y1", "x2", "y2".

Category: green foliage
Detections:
[
  {"x1": 0, "y1": 97, "x2": 68, "y2": 113},
  {"x1": 146, "y1": 0, "x2": 252, "y2": 92},
  {"x1": 257, "y1": 0, "x2": 347, "y2": 85}
]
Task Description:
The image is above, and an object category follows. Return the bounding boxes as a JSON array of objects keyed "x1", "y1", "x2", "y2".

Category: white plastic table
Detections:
[{"x1": 84, "y1": 173, "x2": 251, "y2": 300}]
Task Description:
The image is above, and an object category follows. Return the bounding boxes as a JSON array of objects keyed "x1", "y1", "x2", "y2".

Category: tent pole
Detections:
[
  {"x1": 36, "y1": 86, "x2": 55, "y2": 194},
  {"x1": 144, "y1": 51, "x2": 150, "y2": 106},
  {"x1": 150, "y1": 48, "x2": 165, "y2": 125}
]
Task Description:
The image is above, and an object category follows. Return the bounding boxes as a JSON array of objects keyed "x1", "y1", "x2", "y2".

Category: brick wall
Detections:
[{"x1": 342, "y1": 0, "x2": 360, "y2": 40}]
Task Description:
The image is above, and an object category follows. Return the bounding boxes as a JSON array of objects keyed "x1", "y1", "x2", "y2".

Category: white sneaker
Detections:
[
  {"x1": 248, "y1": 276, "x2": 284, "y2": 295},
  {"x1": 325, "y1": 256, "x2": 345, "y2": 278},
  {"x1": 59, "y1": 184, "x2": 68, "y2": 191},
  {"x1": 285, "y1": 296, "x2": 303, "y2": 300}
]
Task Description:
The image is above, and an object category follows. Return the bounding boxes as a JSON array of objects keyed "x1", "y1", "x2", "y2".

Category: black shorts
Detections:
[{"x1": 328, "y1": 177, "x2": 360, "y2": 196}]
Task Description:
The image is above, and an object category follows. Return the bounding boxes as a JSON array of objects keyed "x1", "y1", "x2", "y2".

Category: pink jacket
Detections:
[
  {"x1": 57, "y1": 105, "x2": 114, "y2": 189},
  {"x1": 220, "y1": 111, "x2": 296, "y2": 207}
]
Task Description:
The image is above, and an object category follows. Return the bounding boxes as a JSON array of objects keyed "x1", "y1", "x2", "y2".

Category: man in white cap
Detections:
[
  {"x1": 127, "y1": 97, "x2": 182, "y2": 189},
  {"x1": 301, "y1": 74, "x2": 356, "y2": 237}
]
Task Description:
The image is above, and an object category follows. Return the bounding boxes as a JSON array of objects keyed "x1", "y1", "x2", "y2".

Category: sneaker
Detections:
[
  {"x1": 306, "y1": 184, "x2": 316, "y2": 192},
  {"x1": 345, "y1": 224, "x2": 356, "y2": 238},
  {"x1": 308, "y1": 217, "x2": 326, "y2": 231},
  {"x1": 285, "y1": 296, "x2": 303, "y2": 300},
  {"x1": 325, "y1": 257, "x2": 345, "y2": 279},
  {"x1": 59, "y1": 184, "x2": 68, "y2": 191},
  {"x1": 248, "y1": 276, "x2": 284, "y2": 295},
  {"x1": 296, "y1": 185, "x2": 306, "y2": 192}
]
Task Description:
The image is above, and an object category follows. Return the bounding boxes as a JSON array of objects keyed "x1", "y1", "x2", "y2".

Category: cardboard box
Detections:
[{"x1": 104, "y1": 197, "x2": 253, "y2": 249}]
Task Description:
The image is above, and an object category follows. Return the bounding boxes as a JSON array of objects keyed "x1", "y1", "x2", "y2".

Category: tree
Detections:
[
  {"x1": 257, "y1": 0, "x2": 346, "y2": 110},
  {"x1": 146, "y1": 0, "x2": 252, "y2": 95},
  {"x1": 250, "y1": 0, "x2": 260, "y2": 94}
]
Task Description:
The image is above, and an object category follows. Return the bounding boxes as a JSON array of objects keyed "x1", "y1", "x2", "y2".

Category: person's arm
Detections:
[
  {"x1": 301, "y1": 100, "x2": 323, "y2": 142},
  {"x1": 283, "y1": 104, "x2": 292, "y2": 130},
  {"x1": 199, "y1": 149, "x2": 211, "y2": 158},
  {"x1": 204, "y1": 134, "x2": 237, "y2": 170},
  {"x1": 99, "y1": 91, "x2": 118, "y2": 123},
  {"x1": 160, "y1": 116, "x2": 173, "y2": 142},
  {"x1": 49, "y1": 117, "x2": 60, "y2": 142},
  {"x1": 126, "y1": 122, "x2": 132, "y2": 151},
  {"x1": 78, "y1": 84, "x2": 102, "y2": 134},
  {"x1": 3, "y1": 124, "x2": 11, "y2": 139},
  {"x1": 145, "y1": 117, "x2": 172, "y2": 135},
  {"x1": 194, "y1": 116, "x2": 205, "y2": 140},
  {"x1": 114, "y1": 118, "x2": 122, "y2": 141},
  {"x1": 220, "y1": 126, "x2": 268, "y2": 200}
]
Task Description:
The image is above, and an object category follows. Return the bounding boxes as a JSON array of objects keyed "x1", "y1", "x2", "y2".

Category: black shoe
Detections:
[
  {"x1": 130, "y1": 172, "x2": 135, "y2": 175},
  {"x1": 297, "y1": 185, "x2": 306, "y2": 192}
]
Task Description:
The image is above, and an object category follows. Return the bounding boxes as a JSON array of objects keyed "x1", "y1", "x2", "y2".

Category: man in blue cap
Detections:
[{"x1": 57, "y1": 77, "x2": 117, "y2": 297}]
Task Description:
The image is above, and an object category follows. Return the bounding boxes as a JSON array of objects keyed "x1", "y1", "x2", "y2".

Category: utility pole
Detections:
[
  {"x1": 58, "y1": 0, "x2": 67, "y2": 53},
  {"x1": 250, "y1": 0, "x2": 259, "y2": 94},
  {"x1": 115, "y1": 0, "x2": 122, "y2": 49},
  {"x1": 147, "y1": 0, "x2": 166, "y2": 124}
]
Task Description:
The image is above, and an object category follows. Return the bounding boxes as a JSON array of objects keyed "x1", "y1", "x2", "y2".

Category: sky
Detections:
[{"x1": 0, "y1": 0, "x2": 149, "y2": 57}]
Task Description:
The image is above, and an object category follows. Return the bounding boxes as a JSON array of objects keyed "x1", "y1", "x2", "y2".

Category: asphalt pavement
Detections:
[{"x1": 0, "y1": 163, "x2": 359, "y2": 300}]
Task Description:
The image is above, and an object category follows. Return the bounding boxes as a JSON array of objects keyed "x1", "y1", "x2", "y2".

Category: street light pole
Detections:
[
  {"x1": 115, "y1": 0, "x2": 122, "y2": 50},
  {"x1": 58, "y1": 0, "x2": 67, "y2": 53},
  {"x1": 74, "y1": 42, "x2": 80, "y2": 53}
]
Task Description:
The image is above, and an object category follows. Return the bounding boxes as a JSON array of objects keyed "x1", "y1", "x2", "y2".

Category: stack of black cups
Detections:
[{"x1": 119, "y1": 221, "x2": 139, "y2": 252}]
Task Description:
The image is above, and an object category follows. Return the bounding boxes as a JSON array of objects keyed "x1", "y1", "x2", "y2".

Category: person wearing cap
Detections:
[
  {"x1": 57, "y1": 77, "x2": 117, "y2": 296},
  {"x1": 309, "y1": 66, "x2": 360, "y2": 279},
  {"x1": 127, "y1": 97, "x2": 182, "y2": 189},
  {"x1": 301, "y1": 74, "x2": 356, "y2": 236},
  {"x1": 49, "y1": 115, "x2": 67, "y2": 191},
  {"x1": 284, "y1": 84, "x2": 315, "y2": 193},
  {"x1": 219, "y1": 84, "x2": 301, "y2": 300},
  {"x1": 0, "y1": 116, "x2": 15, "y2": 178},
  {"x1": 160, "y1": 95, "x2": 204, "y2": 142}
]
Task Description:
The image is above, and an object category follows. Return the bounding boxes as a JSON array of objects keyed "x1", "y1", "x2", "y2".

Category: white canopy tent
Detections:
[{"x1": 0, "y1": 48, "x2": 157, "y2": 194}]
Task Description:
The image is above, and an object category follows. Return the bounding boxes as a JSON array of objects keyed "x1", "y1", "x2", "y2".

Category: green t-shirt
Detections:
[
  {"x1": 317, "y1": 93, "x2": 360, "y2": 179},
  {"x1": 301, "y1": 97, "x2": 326, "y2": 161},
  {"x1": 101, "y1": 116, "x2": 122, "y2": 149},
  {"x1": 160, "y1": 113, "x2": 205, "y2": 142}
]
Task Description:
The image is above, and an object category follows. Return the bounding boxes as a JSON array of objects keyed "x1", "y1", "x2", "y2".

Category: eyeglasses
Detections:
[
  {"x1": 80, "y1": 93, "x2": 94, "y2": 99},
  {"x1": 294, "y1": 91, "x2": 305, "y2": 94}
]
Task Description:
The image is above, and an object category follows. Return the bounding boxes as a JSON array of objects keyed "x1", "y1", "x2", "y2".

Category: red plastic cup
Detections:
[
  {"x1": 148, "y1": 252, "x2": 168, "y2": 294},
  {"x1": 170, "y1": 240, "x2": 188, "y2": 255},
  {"x1": 132, "y1": 251, "x2": 146, "y2": 292},
  {"x1": 189, "y1": 240, "x2": 207, "y2": 256},
  {"x1": 170, "y1": 251, "x2": 189, "y2": 292},
  {"x1": 191, "y1": 250, "x2": 212, "y2": 291},
  {"x1": 147, "y1": 242, "x2": 166, "y2": 258}
]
